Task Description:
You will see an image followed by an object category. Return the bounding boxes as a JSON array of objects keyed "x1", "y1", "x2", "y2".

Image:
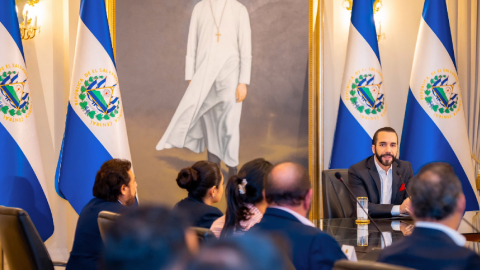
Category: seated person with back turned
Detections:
[
  {"x1": 66, "y1": 159, "x2": 137, "y2": 270},
  {"x1": 187, "y1": 233, "x2": 291, "y2": 270},
  {"x1": 378, "y1": 162, "x2": 480, "y2": 269},
  {"x1": 103, "y1": 206, "x2": 198, "y2": 270},
  {"x1": 251, "y1": 162, "x2": 346, "y2": 270},
  {"x1": 173, "y1": 160, "x2": 224, "y2": 228},
  {"x1": 210, "y1": 158, "x2": 273, "y2": 237},
  {"x1": 349, "y1": 127, "x2": 413, "y2": 218}
]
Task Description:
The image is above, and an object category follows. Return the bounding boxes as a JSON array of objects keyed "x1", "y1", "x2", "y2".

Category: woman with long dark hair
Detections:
[
  {"x1": 173, "y1": 160, "x2": 224, "y2": 228},
  {"x1": 210, "y1": 158, "x2": 273, "y2": 237}
]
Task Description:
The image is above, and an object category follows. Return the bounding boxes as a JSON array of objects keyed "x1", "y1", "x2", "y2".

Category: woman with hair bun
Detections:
[
  {"x1": 210, "y1": 158, "x2": 273, "y2": 237},
  {"x1": 173, "y1": 160, "x2": 224, "y2": 228}
]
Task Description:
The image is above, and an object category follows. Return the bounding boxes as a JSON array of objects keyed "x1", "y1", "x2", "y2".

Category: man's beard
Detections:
[
  {"x1": 375, "y1": 151, "x2": 396, "y2": 167},
  {"x1": 125, "y1": 194, "x2": 136, "y2": 206}
]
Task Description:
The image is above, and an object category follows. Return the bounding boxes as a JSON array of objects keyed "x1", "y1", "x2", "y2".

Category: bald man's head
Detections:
[{"x1": 265, "y1": 162, "x2": 311, "y2": 207}]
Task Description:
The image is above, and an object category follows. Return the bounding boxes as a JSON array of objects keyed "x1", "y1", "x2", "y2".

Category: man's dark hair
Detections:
[
  {"x1": 103, "y1": 206, "x2": 190, "y2": 270},
  {"x1": 186, "y1": 233, "x2": 289, "y2": 270},
  {"x1": 372, "y1": 127, "x2": 398, "y2": 145},
  {"x1": 409, "y1": 162, "x2": 463, "y2": 220},
  {"x1": 92, "y1": 159, "x2": 132, "y2": 202},
  {"x1": 265, "y1": 163, "x2": 311, "y2": 206}
]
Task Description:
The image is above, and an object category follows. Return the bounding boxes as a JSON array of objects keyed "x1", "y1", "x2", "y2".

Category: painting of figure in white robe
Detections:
[
  {"x1": 117, "y1": 0, "x2": 308, "y2": 207},
  {"x1": 156, "y1": 0, "x2": 252, "y2": 177}
]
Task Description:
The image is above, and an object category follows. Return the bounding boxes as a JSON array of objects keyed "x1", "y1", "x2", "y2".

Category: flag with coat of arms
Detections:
[
  {"x1": 0, "y1": 0, "x2": 54, "y2": 240},
  {"x1": 400, "y1": 0, "x2": 479, "y2": 210},
  {"x1": 56, "y1": 0, "x2": 132, "y2": 213},
  {"x1": 330, "y1": 0, "x2": 390, "y2": 169}
]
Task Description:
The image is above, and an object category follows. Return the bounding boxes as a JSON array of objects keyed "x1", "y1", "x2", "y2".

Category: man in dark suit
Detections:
[
  {"x1": 251, "y1": 162, "x2": 346, "y2": 270},
  {"x1": 378, "y1": 162, "x2": 480, "y2": 269},
  {"x1": 66, "y1": 159, "x2": 137, "y2": 270},
  {"x1": 348, "y1": 127, "x2": 413, "y2": 217}
]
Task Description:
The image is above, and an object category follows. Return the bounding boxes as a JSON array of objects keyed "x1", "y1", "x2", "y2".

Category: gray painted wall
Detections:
[{"x1": 117, "y1": 0, "x2": 309, "y2": 211}]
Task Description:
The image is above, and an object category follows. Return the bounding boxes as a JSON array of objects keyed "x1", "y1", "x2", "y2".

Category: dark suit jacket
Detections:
[
  {"x1": 66, "y1": 198, "x2": 125, "y2": 270},
  {"x1": 250, "y1": 208, "x2": 346, "y2": 270},
  {"x1": 348, "y1": 155, "x2": 413, "y2": 217},
  {"x1": 173, "y1": 194, "x2": 223, "y2": 228},
  {"x1": 378, "y1": 227, "x2": 480, "y2": 270}
]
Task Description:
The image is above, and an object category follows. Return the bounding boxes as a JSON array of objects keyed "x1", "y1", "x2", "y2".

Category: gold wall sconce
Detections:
[
  {"x1": 342, "y1": 0, "x2": 385, "y2": 41},
  {"x1": 20, "y1": 0, "x2": 41, "y2": 40}
]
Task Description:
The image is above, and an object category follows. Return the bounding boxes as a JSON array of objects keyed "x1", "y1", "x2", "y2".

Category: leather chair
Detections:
[
  {"x1": 98, "y1": 211, "x2": 121, "y2": 243},
  {"x1": 334, "y1": 260, "x2": 415, "y2": 270},
  {"x1": 190, "y1": 227, "x2": 216, "y2": 243},
  {"x1": 322, "y1": 169, "x2": 355, "y2": 218},
  {"x1": 0, "y1": 206, "x2": 66, "y2": 270}
]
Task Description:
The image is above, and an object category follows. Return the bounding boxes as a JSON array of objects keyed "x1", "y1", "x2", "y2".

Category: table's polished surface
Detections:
[{"x1": 315, "y1": 215, "x2": 480, "y2": 260}]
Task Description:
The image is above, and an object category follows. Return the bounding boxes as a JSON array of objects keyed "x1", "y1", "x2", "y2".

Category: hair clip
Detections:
[{"x1": 238, "y1": 179, "x2": 247, "y2": 194}]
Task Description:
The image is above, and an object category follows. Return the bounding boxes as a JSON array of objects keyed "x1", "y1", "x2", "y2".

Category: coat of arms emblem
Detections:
[
  {"x1": 0, "y1": 70, "x2": 31, "y2": 119},
  {"x1": 423, "y1": 74, "x2": 459, "y2": 115},
  {"x1": 75, "y1": 72, "x2": 122, "y2": 123},
  {"x1": 347, "y1": 71, "x2": 386, "y2": 117}
]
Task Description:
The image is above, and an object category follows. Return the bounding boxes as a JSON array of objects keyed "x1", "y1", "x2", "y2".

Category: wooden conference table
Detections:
[{"x1": 316, "y1": 215, "x2": 480, "y2": 261}]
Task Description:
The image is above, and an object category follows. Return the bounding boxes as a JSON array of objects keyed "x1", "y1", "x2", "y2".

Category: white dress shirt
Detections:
[
  {"x1": 374, "y1": 158, "x2": 400, "y2": 216},
  {"x1": 415, "y1": 221, "x2": 466, "y2": 246},
  {"x1": 269, "y1": 206, "x2": 315, "y2": 227}
]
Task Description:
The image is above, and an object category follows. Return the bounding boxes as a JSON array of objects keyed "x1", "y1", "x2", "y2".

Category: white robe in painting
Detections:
[{"x1": 156, "y1": 0, "x2": 252, "y2": 167}]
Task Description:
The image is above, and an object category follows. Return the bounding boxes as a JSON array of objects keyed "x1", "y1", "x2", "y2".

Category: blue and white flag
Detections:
[
  {"x1": 400, "y1": 0, "x2": 479, "y2": 211},
  {"x1": 330, "y1": 0, "x2": 389, "y2": 169},
  {"x1": 56, "y1": 0, "x2": 132, "y2": 213},
  {"x1": 0, "y1": 0, "x2": 54, "y2": 240}
]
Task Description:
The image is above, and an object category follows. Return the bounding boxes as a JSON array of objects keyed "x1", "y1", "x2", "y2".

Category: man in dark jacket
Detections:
[
  {"x1": 251, "y1": 162, "x2": 346, "y2": 270},
  {"x1": 66, "y1": 159, "x2": 137, "y2": 270},
  {"x1": 378, "y1": 162, "x2": 480, "y2": 269},
  {"x1": 348, "y1": 127, "x2": 413, "y2": 217}
]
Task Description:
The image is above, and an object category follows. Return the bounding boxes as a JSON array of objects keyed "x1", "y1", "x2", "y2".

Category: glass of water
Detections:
[
  {"x1": 357, "y1": 197, "x2": 368, "y2": 221},
  {"x1": 357, "y1": 224, "x2": 369, "y2": 246}
]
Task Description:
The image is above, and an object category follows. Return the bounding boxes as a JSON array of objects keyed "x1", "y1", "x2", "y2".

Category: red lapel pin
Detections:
[{"x1": 399, "y1": 183, "x2": 406, "y2": 191}]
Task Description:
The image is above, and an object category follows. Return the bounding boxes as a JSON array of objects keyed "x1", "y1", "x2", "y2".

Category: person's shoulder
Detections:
[
  {"x1": 284, "y1": 219, "x2": 324, "y2": 238},
  {"x1": 185, "y1": 197, "x2": 220, "y2": 213},
  {"x1": 83, "y1": 197, "x2": 100, "y2": 208},
  {"x1": 377, "y1": 236, "x2": 415, "y2": 264},
  {"x1": 83, "y1": 197, "x2": 113, "y2": 210},
  {"x1": 349, "y1": 155, "x2": 372, "y2": 172},
  {"x1": 231, "y1": 1, "x2": 249, "y2": 13},
  {"x1": 173, "y1": 197, "x2": 195, "y2": 210},
  {"x1": 205, "y1": 204, "x2": 223, "y2": 216},
  {"x1": 191, "y1": 1, "x2": 206, "y2": 13},
  {"x1": 78, "y1": 198, "x2": 123, "y2": 219},
  {"x1": 378, "y1": 237, "x2": 409, "y2": 256},
  {"x1": 94, "y1": 198, "x2": 124, "y2": 212},
  {"x1": 198, "y1": 206, "x2": 223, "y2": 227},
  {"x1": 178, "y1": 197, "x2": 222, "y2": 215},
  {"x1": 231, "y1": 0, "x2": 247, "y2": 8},
  {"x1": 174, "y1": 197, "x2": 187, "y2": 207},
  {"x1": 195, "y1": 1, "x2": 207, "y2": 7}
]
